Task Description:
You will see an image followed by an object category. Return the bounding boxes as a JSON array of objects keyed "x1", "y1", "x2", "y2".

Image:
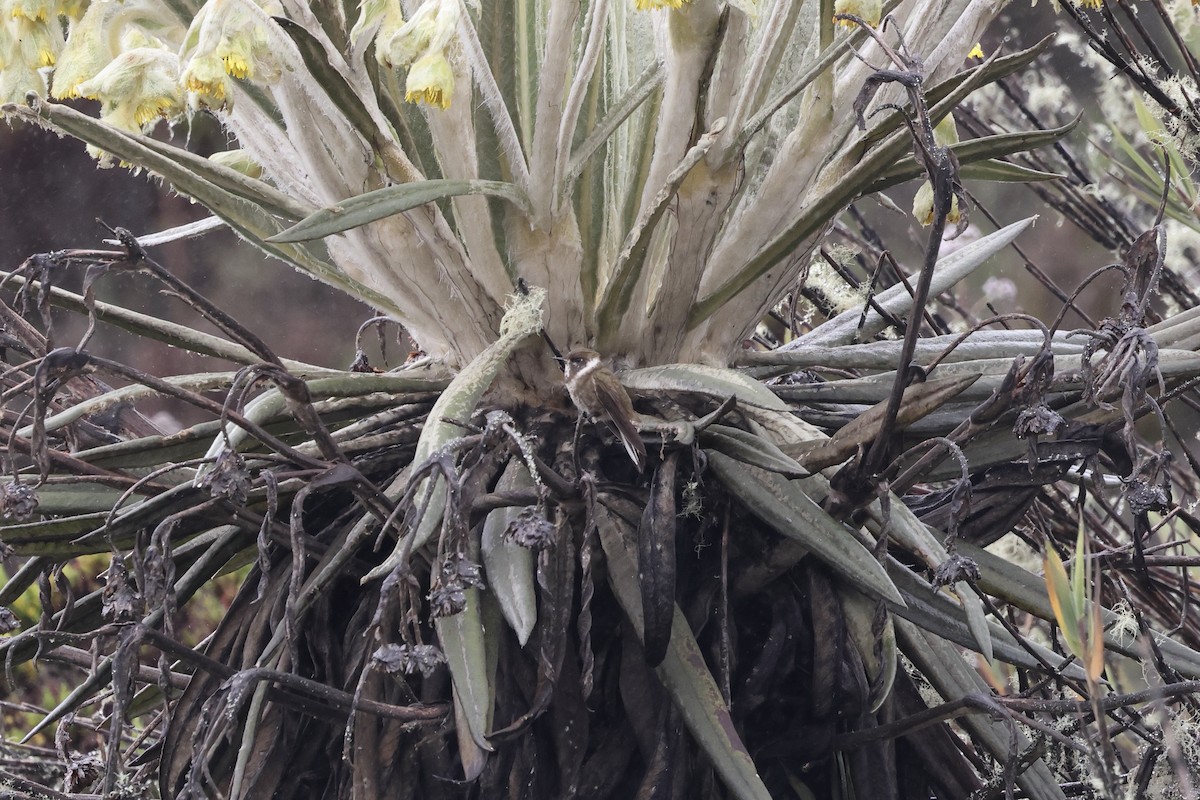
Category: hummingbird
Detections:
[{"x1": 563, "y1": 348, "x2": 647, "y2": 471}]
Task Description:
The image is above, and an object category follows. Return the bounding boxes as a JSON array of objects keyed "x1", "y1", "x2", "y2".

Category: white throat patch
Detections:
[{"x1": 568, "y1": 356, "x2": 602, "y2": 386}]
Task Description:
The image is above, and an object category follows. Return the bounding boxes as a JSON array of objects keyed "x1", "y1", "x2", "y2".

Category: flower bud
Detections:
[
  {"x1": 912, "y1": 180, "x2": 961, "y2": 226},
  {"x1": 209, "y1": 148, "x2": 263, "y2": 178},
  {"x1": 377, "y1": 0, "x2": 454, "y2": 69},
  {"x1": 933, "y1": 113, "x2": 960, "y2": 147},
  {"x1": 180, "y1": 51, "x2": 230, "y2": 107},
  {"x1": 350, "y1": 0, "x2": 401, "y2": 51}
]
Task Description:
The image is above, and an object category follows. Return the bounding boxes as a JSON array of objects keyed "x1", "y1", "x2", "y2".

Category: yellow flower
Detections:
[
  {"x1": 1072, "y1": 0, "x2": 1102, "y2": 7},
  {"x1": 5, "y1": 0, "x2": 87, "y2": 20},
  {"x1": 968, "y1": 43, "x2": 985, "y2": 60},
  {"x1": 6, "y1": 15, "x2": 61, "y2": 67},
  {"x1": 50, "y1": 0, "x2": 111, "y2": 98},
  {"x1": 634, "y1": 0, "x2": 689, "y2": 8},
  {"x1": 75, "y1": 46, "x2": 182, "y2": 131},
  {"x1": 404, "y1": 48, "x2": 452, "y2": 109},
  {"x1": 179, "y1": 0, "x2": 280, "y2": 107},
  {"x1": 370, "y1": 0, "x2": 458, "y2": 109},
  {"x1": 180, "y1": 51, "x2": 230, "y2": 107},
  {"x1": 53, "y1": 2, "x2": 177, "y2": 98},
  {"x1": 834, "y1": 0, "x2": 881, "y2": 26},
  {"x1": 6, "y1": 0, "x2": 56, "y2": 22},
  {"x1": 912, "y1": 181, "x2": 961, "y2": 226},
  {"x1": 216, "y1": 38, "x2": 251, "y2": 79}
]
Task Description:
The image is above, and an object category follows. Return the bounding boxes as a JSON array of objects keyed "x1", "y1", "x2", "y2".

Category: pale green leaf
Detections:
[
  {"x1": 956, "y1": 159, "x2": 1067, "y2": 183},
  {"x1": 866, "y1": 117, "x2": 1080, "y2": 193},
  {"x1": 5, "y1": 100, "x2": 397, "y2": 313},
  {"x1": 480, "y1": 461, "x2": 538, "y2": 645},
  {"x1": 699, "y1": 425, "x2": 808, "y2": 478},
  {"x1": 435, "y1": 588, "x2": 495, "y2": 752},
  {"x1": 269, "y1": 180, "x2": 530, "y2": 243},
  {"x1": 800, "y1": 216, "x2": 1037, "y2": 346},
  {"x1": 623, "y1": 362, "x2": 790, "y2": 411},
  {"x1": 706, "y1": 451, "x2": 904, "y2": 607}
]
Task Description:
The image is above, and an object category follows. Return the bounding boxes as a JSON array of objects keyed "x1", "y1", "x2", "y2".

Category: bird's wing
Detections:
[{"x1": 596, "y1": 381, "x2": 647, "y2": 471}]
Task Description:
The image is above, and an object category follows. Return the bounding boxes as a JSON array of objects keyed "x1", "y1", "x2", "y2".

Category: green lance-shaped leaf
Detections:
[
  {"x1": 699, "y1": 424, "x2": 809, "y2": 478},
  {"x1": 594, "y1": 502, "x2": 772, "y2": 800},
  {"x1": 480, "y1": 460, "x2": 538, "y2": 646},
  {"x1": 799, "y1": 216, "x2": 1037, "y2": 347},
  {"x1": 435, "y1": 582, "x2": 494, "y2": 753},
  {"x1": 889, "y1": 561, "x2": 1086, "y2": 680},
  {"x1": 268, "y1": 179, "x2": 530, "y2": 243},
  {"x1": 706, "y1": 452, "x2": 904, "y2": 607},
  {"x1": 624, "y1": 362, "x2": 830, "y2": 450},
  {"x1": 128, "y1": 130, "x2": 315, "y2": 221},
  {"x1": 864, "y1": 116, "x2": 1080, "y2": 193},
  {"x1": 789, "y1": 471, "x2": 993, "y2": 662},
  {"x1": 955, "y1": 158, "x2": 1066, "y2": 183},
  {"x1": 10, "y1": 484, "x2": 127, "y2": 517},
  {"x1": 0, "y1": 514, "x2": 110, "y2": 557},
  {"x1": 787, "y1": 373, "x2": 980, "y2": 471},
  {"x1": 844, "y1": 35, "x2": 1058, "y2": 156},
  {"x1": 1048, "y1": 519, "x2": 1105, "y2": 683},
  {"x1": 5, "y1": 480, "x2": 225, "y2": 558},
  {"x1": 897, "y1": 620, "x2": 1067, "y2": 800},
  {"x1": 362, "y1": 286, "x2": 546, "y2": 583},
  {"x1": 1044, "y1": 540, "x2": 1084, "y2": 661},
  {"x1": 624, "y1": 361, "x2": 828, "y2": 446},
  {"x1": 0, "y1": 556, "x2": 47, "y2": 607},
  {"x1": 623, "y1": 362, "x2": 790, "y2": 411},
  {"x1": 13, "y1": 94, "x2": 313, "y2": 222},
  {"x1": 0, "y1": 272, "x2": 328, "y2": 369}
]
